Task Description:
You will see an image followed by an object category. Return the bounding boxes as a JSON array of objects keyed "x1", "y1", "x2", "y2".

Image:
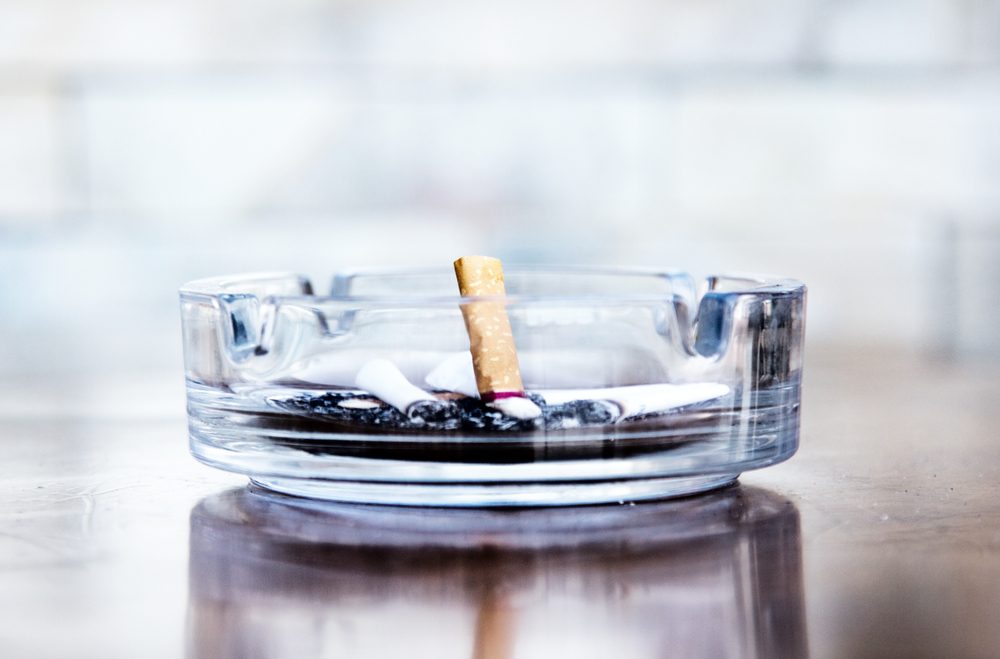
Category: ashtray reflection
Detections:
[{"x1": 187, "y1": 485, "x2": 807, "y2": 659}]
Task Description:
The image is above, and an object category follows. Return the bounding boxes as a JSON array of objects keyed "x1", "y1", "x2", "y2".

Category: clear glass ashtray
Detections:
[{"x1": 180, "y1": 267, "x2": 806, "y2": 506}]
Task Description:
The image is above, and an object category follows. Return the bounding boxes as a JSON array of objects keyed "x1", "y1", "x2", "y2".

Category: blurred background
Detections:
[
  {"x1": 1, "y1": 0, "x2": 999, "y2": 394},
  {"x1": 2, "y1": 8, "x2": 1000, "y2": 657}
]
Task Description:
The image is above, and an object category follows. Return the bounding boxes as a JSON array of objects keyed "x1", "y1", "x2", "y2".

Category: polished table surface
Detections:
[{"x1": 2, "y1": 349, "x2": 999, "y2": 658}]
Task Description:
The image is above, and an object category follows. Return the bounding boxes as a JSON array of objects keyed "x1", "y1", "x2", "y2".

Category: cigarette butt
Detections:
[
  {"x1": 453, "y1": 256, "x2": 525, "y2": 401},
  {"x1": 355, "y1": 358, "x2": 438, "y2": 417}
]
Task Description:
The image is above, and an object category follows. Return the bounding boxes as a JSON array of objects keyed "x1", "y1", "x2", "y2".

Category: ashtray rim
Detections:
[{"x1": 179, "y1": 265, "x2": 806, "y2": 308}]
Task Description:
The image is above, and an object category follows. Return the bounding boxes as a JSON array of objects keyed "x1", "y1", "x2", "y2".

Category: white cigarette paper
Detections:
[
  {"x1": 425, "y1": 351, "x2": 480, "y2": 398},
  {"x1": 489, "y1": 396, "x2": 543, "y2": 420},
  {"x1": 355, "y1": 358, "x2": 439, "y2": 415}
]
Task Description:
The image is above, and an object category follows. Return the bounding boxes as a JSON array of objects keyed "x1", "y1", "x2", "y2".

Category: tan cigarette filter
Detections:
[{"x1": 453, "y1": 256, "x2": 525, "y2": 400}]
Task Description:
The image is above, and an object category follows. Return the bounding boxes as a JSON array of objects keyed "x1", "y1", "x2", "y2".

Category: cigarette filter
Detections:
[{"x1": 453, "y1": 256, "x2": 526, "y2": 402}]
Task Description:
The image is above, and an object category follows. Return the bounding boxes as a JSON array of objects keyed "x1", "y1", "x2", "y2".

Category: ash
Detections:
[{"x1": 273, "y1": 392, "x2": 619, "y2": 432}]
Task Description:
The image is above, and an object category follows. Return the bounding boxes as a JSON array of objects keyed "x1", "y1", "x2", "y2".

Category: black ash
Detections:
[{"x1": 272, "y1": 391, "x2": 620, "y2": 433}]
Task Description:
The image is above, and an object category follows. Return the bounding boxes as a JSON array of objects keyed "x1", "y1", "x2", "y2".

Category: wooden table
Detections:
[{"x1": 2, "y1": 349, "x2": 999, "y2": 658}]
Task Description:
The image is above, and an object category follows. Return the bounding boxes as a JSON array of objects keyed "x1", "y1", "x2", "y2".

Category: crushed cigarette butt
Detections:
[{"x1": 356, "y1": 358, "x2": 454, "y2": 422}]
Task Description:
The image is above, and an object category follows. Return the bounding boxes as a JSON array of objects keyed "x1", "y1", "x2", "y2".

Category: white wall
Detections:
[{"x1": 1, "y1": 0, "x2": 999, "y2": 375}]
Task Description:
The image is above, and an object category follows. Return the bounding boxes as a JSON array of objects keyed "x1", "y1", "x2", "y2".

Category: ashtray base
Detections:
[{"x1": 249, "y1": 473, "x2": 740, "y2": 507}]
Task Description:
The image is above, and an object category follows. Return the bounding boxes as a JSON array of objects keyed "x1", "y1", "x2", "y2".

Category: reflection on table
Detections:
[{"x1": 187, "y1": 485, "x2": 806, "y2": 659}]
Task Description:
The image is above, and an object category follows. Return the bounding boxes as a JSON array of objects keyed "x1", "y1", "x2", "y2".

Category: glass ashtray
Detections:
[{"x1": 180, "y1": 267, "x2": 806, "y2": 506}]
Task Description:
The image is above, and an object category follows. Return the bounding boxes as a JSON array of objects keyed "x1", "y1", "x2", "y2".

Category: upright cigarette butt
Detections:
[{"x1": 453, "y1": 256, "x2": 525, "y2": 401}]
